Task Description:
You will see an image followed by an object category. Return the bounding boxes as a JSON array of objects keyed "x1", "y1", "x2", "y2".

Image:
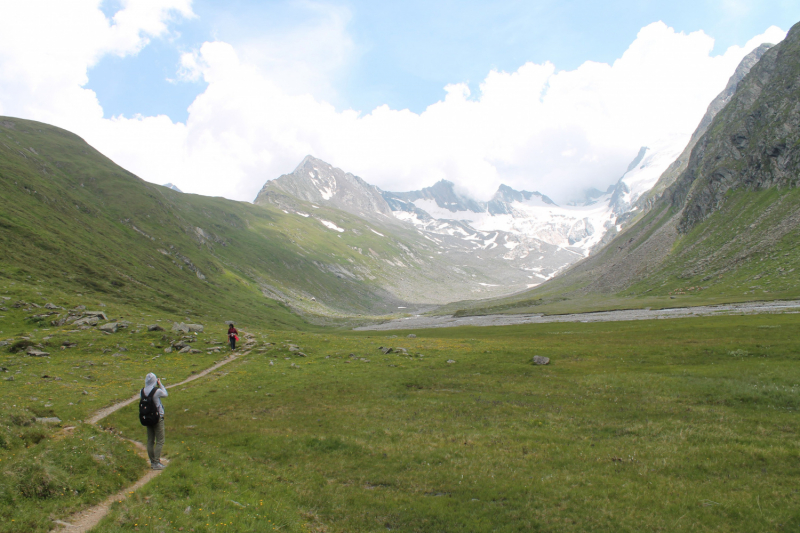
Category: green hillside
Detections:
[
  {"x1": 0, "y1": 117, "x2": 482, "y2": 327},
  {"x1": 450, "y1": 20, "x2": 800, "y2": 317}
]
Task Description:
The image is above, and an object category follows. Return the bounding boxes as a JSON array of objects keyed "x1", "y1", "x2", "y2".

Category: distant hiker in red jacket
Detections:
[{"x1": 228, "y1": 324, "x2": 238, "y2": 350}]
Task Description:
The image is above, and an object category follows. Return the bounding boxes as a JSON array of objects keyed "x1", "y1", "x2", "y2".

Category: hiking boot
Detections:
[{"x1": 152, "y1": 462, "x2": 165, "y2": 470}]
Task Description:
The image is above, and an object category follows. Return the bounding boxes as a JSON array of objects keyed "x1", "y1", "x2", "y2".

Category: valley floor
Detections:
[{"x1": 356, "y1": 299, "x2": 800, "y2": 331}]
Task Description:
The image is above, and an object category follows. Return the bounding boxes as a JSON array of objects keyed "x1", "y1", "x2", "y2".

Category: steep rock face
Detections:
[
  {"x1": 255, "y1": 155, "x2": 395, "y2": 221},
  {"x1": 384, "y1": 180, "x2": 486, "y2": 213},
  {"x1": 634, "y1": 43, "x2": 774, "y2": 212},
  {"x1": 670, "y1": 31, "x2": 799, "y2": 231}
]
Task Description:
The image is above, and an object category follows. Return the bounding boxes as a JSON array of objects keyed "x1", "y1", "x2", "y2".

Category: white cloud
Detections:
[{"x1": 0, "y1": 3, "x2": 787, "y2": 204}]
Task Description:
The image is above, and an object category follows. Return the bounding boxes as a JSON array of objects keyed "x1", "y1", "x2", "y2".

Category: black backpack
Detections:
[{"x1": 139, "y1": 387, "x2": 160, "y2": 426}]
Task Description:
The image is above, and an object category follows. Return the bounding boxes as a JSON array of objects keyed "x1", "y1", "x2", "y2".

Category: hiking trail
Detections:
[{"x1": 51, "y1": 343, "x2": 252, "y2": 532}]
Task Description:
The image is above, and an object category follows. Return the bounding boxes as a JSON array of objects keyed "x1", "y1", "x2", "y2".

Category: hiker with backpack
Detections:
[
  {"x1": 228, "y1": 323, "x2": 238, "y2": 350},
  {"x1": 140, "y1": 373, "x2": 168, "y2": 470}
]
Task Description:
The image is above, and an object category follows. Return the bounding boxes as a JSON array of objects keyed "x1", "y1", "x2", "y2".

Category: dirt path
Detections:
[
  {"x1": 354, "y1": 299, "x2": 800, "y2": 331},
  {"x1": 52, "y1": 345, "x2": 251, "y2": 532}
]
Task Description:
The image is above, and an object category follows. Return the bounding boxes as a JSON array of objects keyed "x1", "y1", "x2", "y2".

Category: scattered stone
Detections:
[
  {"x1": 0, "y1": 307, "x2": 7, "y2": 311},
  {"x1": 112, "y1": 353, "x2": 126, "y2": 357},
  {"x1": 148, "y1": 324, "x2": 164, "y2": 332},
  {"x1": 446, "y1": 359, "x2": 456, "y2": 364},
  {"x1": 164, "y1": 347, "x2": 173, "y2": 354},
  {"x1": 172, "y1": 322, "x2": 204, "y2": 333},
  {"x1": 269, "y1": 361, "x2": 274, "y2": 366},
  {"x1": 83, "y1": 311, "x2": 108, "y2": 320},
  {"x1": 172, "y1": 341, "x2": 188, "y2": 349},
  {"x1": 35, "y1": 417, "x2": 61, "y2": 425},
  {"x1": 407, "y1": 334, "x2": 417, "y2": 338},
  {"x1": 394, "y1": 347, "x2": 408, "y2": 355},
  {"x1": 44, "y1": 303, "x2": 61, "y2": 310},
  {"x1": 189, "y1": 349, "x2": 201, "y2": 354},
  {"x1": 26, "y1": 347, "x2": 50, "y2": 357},
  {"x1": 0, "y1": 341, "x2": 7, "y2": 347},
  {"x1": 82, "y1": 390, "x2": 88, "y2": 395},
  {"x1": 532, "y1": 356, "x2": 550, "y2": 365},
  {"x1": 11, "y1": 301, "x2": 26, "y2": 308},
  {"x1": 73, "y1": 316, "x2": 99, "y2": 327},
  {"x1": 71, "y1": 305, "x2": 86, "y2": 312},
  {"x1": 296, "y1": 352, "x2": 307, "y2": 357},
  {"x1": 380, "y1": 347, "x2": 393, "y2": 354},
  {"x1": 99, "y1": 322, "x2": 119, "y2": 333},
  {"x1": 62, "y1": 341, "x2": 78, "y2": 348},
  {"x1": 287, "y1": 345, "x2": 300, "y2": 352},
  {"x1": 179, "y1": 346, "x2": 192, "y2": 354}
]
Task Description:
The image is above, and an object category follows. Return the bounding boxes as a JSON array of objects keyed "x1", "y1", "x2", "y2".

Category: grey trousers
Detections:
[{"x1": 146, "y1": 417, "x2": 165, "y2": 464}]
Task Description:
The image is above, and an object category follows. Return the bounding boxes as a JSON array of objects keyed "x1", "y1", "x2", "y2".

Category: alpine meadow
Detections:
[{"x1": 2, "y1": 5, "x2": 800, "y2": 533}]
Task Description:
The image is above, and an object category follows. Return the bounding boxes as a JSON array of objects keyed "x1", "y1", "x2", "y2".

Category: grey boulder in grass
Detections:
[{"x1": 533, "y1": 355, "x2": 550, "y2": 365}]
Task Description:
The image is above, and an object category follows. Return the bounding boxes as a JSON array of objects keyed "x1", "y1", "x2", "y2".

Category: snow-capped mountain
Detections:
[{"x1": 252, "y1": 41, "x2": 771, "y2": 288}]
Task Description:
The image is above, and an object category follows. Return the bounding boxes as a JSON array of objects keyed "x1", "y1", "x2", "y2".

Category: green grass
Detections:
[{"x1": 52, "y1": 313, "x2": 797, "y2": 532}]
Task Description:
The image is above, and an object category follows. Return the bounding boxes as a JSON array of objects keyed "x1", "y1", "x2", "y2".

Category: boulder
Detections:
[
  {"x1": 73, "y1": 316, "x2": 99, "y2": 327},
  {"x1": 532, "y1": 355, "x2": 550, "y2": 365},
  {"x1": 172, "y1": 341, "x2": 188, "y2": 350},
  {"x1": 288, "y1": 345, "x2": 300, "y2": 352},
  {"x1": 179, "y1": 346, "x2": 192, "y2": 353},
  {"x1": 148, "y1": 324, "x2": 164, "y2": 332},
  {"x1": 446, "y1": 359, "x2": 456, "y2": 364},
  {"x1": 26, "y1": 346, "x2": 50, "y2": 357},
  {"x1": 83, "y1": 311, "x2": 108, "y2": 320},
  {"x1": 407, "y1": 334, "x2": 417, "y2": 338},
  {"x1": 394, "y1": 347, "x2": 408, "y2": 355},
  {"x1": 0, "y1": 341, "x2": 7, "y2": 347},
  {"x1": 11, "y1": 301, "x2": 26, "y2": 308},
  {"x1": 35, "y1": 417, "x2": 61, "y2": 425},
  {"x1": 379, "y1": 347, "x2": 393, "y2": 354},
  {"x1": 186, "y1": 324, "x2": 204, "y2": 333},
  {"x1": 172, "y1": 322, "x2": 190, "y2": 333},
  {"x1": 99, "y1": 322, "x2": 119, "y2": 333},
  {"x1": 44, "y1": 303, "x2": 61, "y2": 310},
  {"x1": 164, "y1": 347, "x2": 173, "y2": 354},
  {"x1": 62, "y1": 341, "x2": 77, "y2": 348}
]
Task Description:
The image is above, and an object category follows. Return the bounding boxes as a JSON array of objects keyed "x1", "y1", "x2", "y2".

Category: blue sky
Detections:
[
  {"x1": 87, "y1": 0, "x2": 800, "y2": 123},
  {"x1": 0, "y1": 1, "x2": 795, "y2": 202}
]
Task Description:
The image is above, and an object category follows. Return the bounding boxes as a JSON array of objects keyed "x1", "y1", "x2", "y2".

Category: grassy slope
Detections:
[
  {"x1": 0, "y1": 117, "x2": 471, "y2": 328},
  {"x1": 75, "y1": 314, "x2": 800, "y2": 532}
]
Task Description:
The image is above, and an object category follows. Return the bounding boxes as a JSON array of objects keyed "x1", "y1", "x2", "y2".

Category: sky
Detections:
[{"x1": 0, "y1": 1, "x2": 797, "y2": 203}]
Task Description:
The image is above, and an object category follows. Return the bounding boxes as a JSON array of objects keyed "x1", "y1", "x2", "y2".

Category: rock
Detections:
[
  {"x1": 73, "y1": 316, "x2": 99, "y2": 327},
  {"x1": 83, "y1": 311, "x2": 108, "y2": 320},
  {"x1": 394, "y1": 347, "x2": 408, "y2": 355},
  {"x1": 71, "y1": 305, "x2": 86, "y2": 311},
  {"x1": 44, "y1": 303, "x2": 61, "y2": 310},
  {"x1": 296, "y1": 352, "x2": 307, "y2": 357},
  {"x1": 380, "y1": 347, "x2": 393, "y2": 354},
  {"x1": 446, "y1": 359, "x2": 456, "y2": 364},
  {"x1": 164, "y1": 347, "x2": 173, "y2": 354},
  {"x1": 82, "y1": 390, "x2": 88, "y2": 395},
  {"x1": 172, "y1": 341, "x2": 188, "y2": 349},
  {"x1": 269, "y1": 361, "x2": 274, "y2": 366},
  {"x1": 62, "y1": 341, "x2": 77, "y2": 348},
  {"x1": 532, "y1": 356, "x2": 550, "y2": 365},
  {"x1": 172, "y1": 322, "x2": 190, "y2": 333},
  {"x1": 99, "y1": 323, "x2": 118, "y2": 333},
  {"x1": 11, "y1": 301, "x2": 26, "y2": 308},
  {"x1": 186, "y1": 324, "x2": 204, "y2": 333},
  {"x1": 189, "y1": 349, "x2": 202, "y2": 354},
  {"x1": 35, "y1": 417, "x2": 61, "y2": 425},
  {"x1": 112, "y1": 353, "x2": 126, "y2": 357},
  {"x1": 0, "y1": 341, "x2": 7, "y2": 347},
  {"x1": 407, "y1": 334, "x2": 417, "y2": 338},
  {"x1": 179, "y1": 346, "x2": 192, "y2": 353},
  {"x1": 287, "y1": 345, "x2": 300, "y2": 352},
  {"x1": 148, "y1": 324, "x2": 164, "y2": 332},
  {"x1": 26, "y1": 347, "x2": 50, "y2": 357},
  {"x1": 0, "y1": 307, "x2": 7, "y2": 311}
]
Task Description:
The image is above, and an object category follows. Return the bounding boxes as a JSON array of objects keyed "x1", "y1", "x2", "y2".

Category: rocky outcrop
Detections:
[{"x1": 670, "y1": 30, "x2": 798, "y2": 232}]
